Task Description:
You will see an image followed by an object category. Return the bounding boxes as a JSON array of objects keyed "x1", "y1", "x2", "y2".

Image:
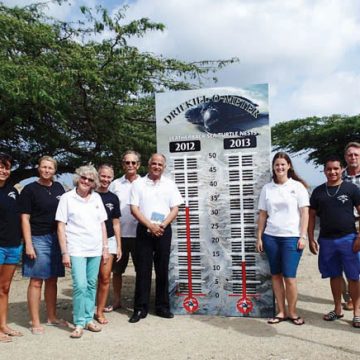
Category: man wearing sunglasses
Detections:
[
  {"x1": 108, "y1": 150, "x2": 141, "y2": 311},
  {"x1": 129, "y1": 153, "x2": 183, "y2": 323}
]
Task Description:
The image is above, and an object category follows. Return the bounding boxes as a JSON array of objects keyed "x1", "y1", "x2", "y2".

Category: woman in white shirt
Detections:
[
  {"x1": 56, "y1": 165, "x2": 109, "y2": 338},
  {"x1": 256, "y1": 152, "x2": 309, "y2": 326}
]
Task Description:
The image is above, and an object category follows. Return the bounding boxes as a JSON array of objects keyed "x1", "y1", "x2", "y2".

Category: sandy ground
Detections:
[{"x1": 1, "y1": 248, "x2": 359, "y2": 360}]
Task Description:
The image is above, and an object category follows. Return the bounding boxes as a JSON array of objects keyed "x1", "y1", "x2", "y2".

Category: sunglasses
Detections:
[
  {"x1": 124, "y1": 161, "x2": 137, "y2": 165},
  {"x1": 80, "y1": 175, "x2": 95, "y2": 183}
]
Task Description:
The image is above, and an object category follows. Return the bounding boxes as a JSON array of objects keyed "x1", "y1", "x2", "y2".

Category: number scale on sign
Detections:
[
  {"x1": 226, "y1": 153, "x2": 260, "y2": 310},
  {"x1": 171, "y1": 156, "x2": 205, "y2": 312}
]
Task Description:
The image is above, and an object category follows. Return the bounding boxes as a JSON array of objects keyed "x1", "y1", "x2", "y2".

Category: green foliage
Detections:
[
  {"x1": 0, "y1": 1, "x2": 238, "y2": 181},
  {"x1": 271, "y1": 114, "x2": 360, "y2": 166}
]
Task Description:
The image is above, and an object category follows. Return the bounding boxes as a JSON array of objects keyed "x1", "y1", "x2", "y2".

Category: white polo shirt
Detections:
[
  {"x1": 258, "y1": 178, "x2": 309, "y2": 237},
  {"x1": 129, "y1": 174, "x2": 183, "y2": 222},
  {"x1": 55, "y1": 189, "x2": 107, "y2": 257},
  {"x1": 110, "y1": 175, "x2": 140, "y2": 238}
]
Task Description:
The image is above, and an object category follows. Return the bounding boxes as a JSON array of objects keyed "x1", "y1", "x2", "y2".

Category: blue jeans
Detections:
[
  {"x1": 22, "y1": 234, "x2": 64, "y2": 279},
  {"x1": 70, "y1": 256, "x2": 101, "y2": 327}
]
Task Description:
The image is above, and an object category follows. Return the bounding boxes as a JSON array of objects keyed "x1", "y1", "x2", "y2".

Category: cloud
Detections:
[
  {"x1": 286, "y1": 71, "x2": 360, "y2": 119},
  {"x1": 119, "y1": 0, "x2": 360, "y2": 64},
  {"x1": 117, "y1": 0, "x2": 360, "y2": 123},
  {"x1": 1, "y1": 0, "x2": 98, "y2": 22},
  {"x1": 3, "y1": 0, "x2": 360, "y2": 125}
]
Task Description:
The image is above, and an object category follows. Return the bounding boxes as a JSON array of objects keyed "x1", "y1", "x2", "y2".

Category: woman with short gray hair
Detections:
[{"x1": 56, "y1": 165, "x2": 109, "y2": 338}]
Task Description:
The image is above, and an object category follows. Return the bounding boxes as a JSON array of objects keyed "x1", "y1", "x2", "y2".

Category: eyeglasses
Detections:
[
  {"x1": 80, "y1": 175, "x2": 95, "y2": 183},
  {"x1": 124, "y1": 161, "x2": 137, "y2": 166}
]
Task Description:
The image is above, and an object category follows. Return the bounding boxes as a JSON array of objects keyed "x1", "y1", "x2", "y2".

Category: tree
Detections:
[
  {"x1": 0, "y1": 1, "x2": 237, "y2": 182},
  {"x1": 271, "y1": 114, "x2": 360, "y2": 166}
]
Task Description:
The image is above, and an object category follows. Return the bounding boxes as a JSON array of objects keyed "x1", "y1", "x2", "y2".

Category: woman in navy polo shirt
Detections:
[
  {"x1": 0, "y1": 153, "x2": 23, "y2": 342},
  {"x1": 19, "y1": 156, "x2": 65, "y2": 335},
  {"x1": 95, "y1": 164, "x2": 122, "y2": 325}
]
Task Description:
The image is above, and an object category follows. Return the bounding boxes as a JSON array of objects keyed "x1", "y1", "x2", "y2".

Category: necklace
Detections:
[
  {"x1": 43, "y1": 186, "x2": 52, "y2": 195},
  {"x1": 325, "y1": 182, "x2": 342, "y2": 197}
]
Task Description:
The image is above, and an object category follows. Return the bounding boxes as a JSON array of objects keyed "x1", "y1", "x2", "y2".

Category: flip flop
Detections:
[
  {"x1": 103, "y1": 305, "x2": 113, "y2": 313},
  {"x1": 352, "y1": 316, "x2": 360, "y2": 328},
  {"x1": 3, "y1": 329, "x2": 23, "y2": 337},
  {"x1": 267, "y1": 316, "x2": 288, "y2": 324},
  {"x1": 289, "y1": 316, "x2": 305, "y2": 325},
  {"x1": 85, "y1": 321, "x2": 102, "y2": 332},
  {"x1": 30, "y1": 326, "x2": 45, "y2": 335},
  {"x1": 46, "y1": 319, "x2": 69, "y2": 327},
  {"x1": 323, "y1": 310, "x2": 344, "y2": 321},
  {"x1": 0, "y1": 333, "x2": 12, "y2": 343},
  {"x1": 70, "y1": 326, "x2": 83, "y2": 339},
  {"x1": 94, "y1": 315, "x2": 109, "y2": 325}
]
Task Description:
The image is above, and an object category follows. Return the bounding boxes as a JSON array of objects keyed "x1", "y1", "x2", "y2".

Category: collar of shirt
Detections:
[
  {"x1": 144, "y1": 174, "x2": 165, "y2": 186},
  {"x1": 119, "y1": 174, "x2": 139, "y2": 184},
  {"x1": 71, "y1": 188, "x2": 96, "y2": 202},
  {"x1": 343, "y1": 168, "x2": 360, "y2": 180},
  {"x1": 270, "y1": 178, "x2": 293, "y2": 188}
]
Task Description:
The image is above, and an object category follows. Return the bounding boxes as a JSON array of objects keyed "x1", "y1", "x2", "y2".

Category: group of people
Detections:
[
  {"x1": 257, "y1": 142, "x2": 360, "y2": 329},
  {"x1": 0, "y1": 142, "x2": 359, "y2": 342},
  {"x1": 0, "y1": 151, "x2": 183, "y2": 341}
]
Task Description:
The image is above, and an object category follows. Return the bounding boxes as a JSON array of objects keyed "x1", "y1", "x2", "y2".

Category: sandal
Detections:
[
  {"x1": 323, "y1": 310, "x2": 344, "y2": 321},
  {"x1": 289, "y1": 316, "x2": 305, "y2": 325},
  {"x1": 353, "y1": 316, "x2": 360, "y2": 328},
  {"x1": 85, "y1": 321, "x2": 102, "y2": 332},
  {"x1": 46, "y1": 319, "x2": 69, "y2": 327},
  {"x1": 267, "y1": 316, "x2": 288, "y2": 324},
  {"x1": 103, "y1": 305, "x2": 113, "y2": 313},
  {"x1": 94, "y1": 315, "x2": 109, "y2": 325},
  {"x1": 30, "y1": 326, "x2": 45, "y2": 335},
  {"x1": 0, "y1": 333, "x2": 12, "y2": 343},
  {"x1": 70, "y1": 326, "x2": 83, "y2": 339},
  {"x1": 3, "y1": 328, "x2": 23, "y2": 337}
]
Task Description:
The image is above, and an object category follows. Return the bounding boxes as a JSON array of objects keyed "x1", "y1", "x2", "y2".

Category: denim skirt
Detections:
[{"x1": 22, "y1": 233, "x2": 65, "y2": 279}]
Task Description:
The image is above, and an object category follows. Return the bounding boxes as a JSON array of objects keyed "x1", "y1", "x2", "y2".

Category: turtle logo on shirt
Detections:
[
  {"x1": 337, "y1": 195, "x2": 349, "y2": 204},
  {"x1": 7, "y1": 191, "x2": 16, "y2": 200},
  {"x1": 105, "y1": 203, "x2": 114, "y2": 212}
]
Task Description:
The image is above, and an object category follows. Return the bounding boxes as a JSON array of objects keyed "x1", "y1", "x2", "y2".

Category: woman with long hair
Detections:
[
  {"x1": 20, "y1": 156, "x2": 66, "y2": 335},
  {"x1": 0, "y1": 154, "x2": 23, "y2": 342},
  {"x1": 256, "y1": 152, "x2": 309, "y2": 325},
  {"x1": 95, "y1": 164, "x2": 122, "y2": 324}
]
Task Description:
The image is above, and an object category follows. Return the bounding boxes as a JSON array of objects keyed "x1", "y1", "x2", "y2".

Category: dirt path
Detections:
[{"x1": 1, "y1": 249, "x2": 359, "y2": 360}]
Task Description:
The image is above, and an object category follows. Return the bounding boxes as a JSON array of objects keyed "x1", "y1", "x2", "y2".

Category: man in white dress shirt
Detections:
[
  {"x1": 129, "y1": 153, "x2": 183, "y2": 323},
  {"x1": 109, "y1": 150, "x2": 141, "y2": 311}
]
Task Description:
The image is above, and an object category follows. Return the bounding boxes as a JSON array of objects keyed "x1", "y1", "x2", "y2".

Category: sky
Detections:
[{"x1": 4, "y1": 0, "x2": 360, "y2": 185}]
